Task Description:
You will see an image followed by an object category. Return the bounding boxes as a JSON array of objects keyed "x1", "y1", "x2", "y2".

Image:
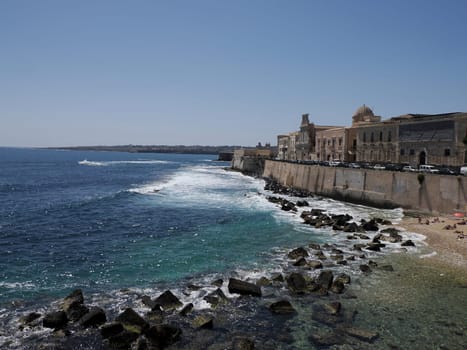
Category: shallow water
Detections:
[{"x1": 1, "y1": 148, "x2": 465, "y2": 349}]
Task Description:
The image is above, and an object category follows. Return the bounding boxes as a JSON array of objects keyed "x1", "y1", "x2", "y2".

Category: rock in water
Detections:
[
  {"x1": 43, "y1": 311, "x2": 68, "y2": 329},
  {"x1": 79, "y1": 307, "x2": 106, "y2": 328},
  {"x1": 316, "y1": 270, "x2": 334, "y2": 290},
  {"x1": 115, "y1": 308, "x2": 149, "y2": 334},
  {"x1": 144, "y1": 324, "x2": 182, "y2": 348},
  {"x1": 100, "y1": 322, "x2": 124, "y2": 339},
  {"x1": 342, "y1": 327, "x2": 379, "y2": 342},
  {"x1": 286, "y1": 272, "x2": 307, "y2": 294},
  {"x1": 192, "y1": 315, "x2": 214, "y2": 329},
  {"x1": 269, "y1": 300, "x2": 296, "y2": 314},
  {"x1": 228, "y1": 278, "x2": 262, "y2": 297},
  {"x1": 154, "y1": 290, "x2": 183, "y2": 310},
  {"x1": 287, "y1": 247, "x2": 309, "y2": 259}
]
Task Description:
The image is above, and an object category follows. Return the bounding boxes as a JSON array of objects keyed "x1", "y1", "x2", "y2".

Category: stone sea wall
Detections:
[{"x1": 262, "y1": 160, "x2": 467, "y2": 214}]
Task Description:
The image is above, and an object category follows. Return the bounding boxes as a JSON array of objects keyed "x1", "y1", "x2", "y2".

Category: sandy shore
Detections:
[{"x1": 397, "y1": 215, "x2": 467, "y2": 270}]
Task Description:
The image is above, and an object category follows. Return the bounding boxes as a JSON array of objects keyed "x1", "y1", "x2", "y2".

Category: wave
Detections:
[{"x1": 78, "y1": 159, "x2": 172, "y2": 166}]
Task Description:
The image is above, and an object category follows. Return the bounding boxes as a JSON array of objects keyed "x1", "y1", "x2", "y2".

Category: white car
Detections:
[
  {"x1": 419, "y1": 165, "x2": 440, "y2": 174},
  {"x1": 460, "y1": 166, "x2": 467, "y2": 176},
  {"x1": 373, "y1": 164, "x2": 386, "y2": 170},
  {"x1": 402, "y1": 165, "x2": 418, "y2": 172}
]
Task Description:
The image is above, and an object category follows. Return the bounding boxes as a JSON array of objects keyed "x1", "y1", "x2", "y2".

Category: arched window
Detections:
[
  {"x1": 370, "y1": 132, "x2": 374, "y2": 142},
  {"x1": 388, "y1": 131, "x2": 392, "y2": 142},
  {"x1": 379, "y1": 131, "x2": 383, "y2": 142},
  {"x1": 363, "y1": 133, "x2": 366, "y2": 142}
]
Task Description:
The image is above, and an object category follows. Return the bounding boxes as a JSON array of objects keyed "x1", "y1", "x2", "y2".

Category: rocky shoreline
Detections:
[{"x1": 10, "y1": 178, "x2": 421, "y2": 349}]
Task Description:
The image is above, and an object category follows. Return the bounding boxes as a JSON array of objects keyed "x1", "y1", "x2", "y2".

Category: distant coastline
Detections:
[{"x1": 47, "y1": 145, "x2": 242, "y2": 155}]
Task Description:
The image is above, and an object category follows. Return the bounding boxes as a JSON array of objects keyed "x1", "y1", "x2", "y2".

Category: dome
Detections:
[{"x1": 353, "y1": 104, "x2": 374, "y2": 119}]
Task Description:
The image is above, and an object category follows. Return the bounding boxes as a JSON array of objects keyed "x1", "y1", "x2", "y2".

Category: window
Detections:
[
  {"x1": 400, "y1": 149, "x2": 405, "y2": 156},
  {"x1": 388, "y1": 131, "x2": 392, "y2": 142},
  {"x1": 339, "y1": 138, "x2": 342, "y2": 146},
  {"x1": 444, "y1": 148, "x2": 451, "y2": 156},
  {"x1": 379, "y1": 131, "x2": 383, "y2": 142},
  {"x1": 371, "y1": 132, "x2": 374, "y2": 142},
  {"x1": 409, "y1": 149, "x2": 415, "y2": 156},
  {"x1": 332, "y1": 138, "x2": 335, "y2": 146},
  {"x1": 363, "y1": 133, "x2": 366, "y2": 142},
  {"x1": 353, "y1": 139, "x2": 357, "y2": 148}
]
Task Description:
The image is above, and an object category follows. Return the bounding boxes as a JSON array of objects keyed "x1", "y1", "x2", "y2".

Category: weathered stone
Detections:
[
  {"x1": 309, "y1": 330, "x2": 344, "y2": 346},
  {"x1": 141, "y1": 295, "x2": 157, "y2": 310},
  {"x1": 79, "y1": 307, "x2": 106, "y2": 328},
  {"x1": 380, "y1": 264, "x2": 394, "y2": 272},
  {"x1": 353, "y1": 243, "x2": 366, "y2": 251},
  {"x1": 359, "y1": 264, "x2": 371, "y2": 273},
  {"x1": 271, "y1": 273, "x2": 284, "y2": 282},
  {"x1": 287, "y1": 247, "x2": 309, "y2": 259},
  {"x1": 308, "y1": 260, "x2": 323, "y2": 269},
  {"x1": 100, "y1": 322, "x2": 124, "y2": 339},
  {"x1": 61, "y1": 289, "x2": 84, "y2": 312},
  {"x1": 269, "y1": 300, "x2": 296, "y2": 314},
  {"x1": 335, "y1": 273, "x2": 351, "y2": 284},
  {"x1": 228, "y1": 278, "x2": 261, "y2": 297},
  {"x1": 366, "y1": 242, "x2": 385, "y2": 251},
  {"x1": 286, "y1": 272, "x2": 307, "y2": 293},
  {"x1": 204, "y1": 288, "x2": 228, "y2": 307},
  {"x1": 115, "y1": 308, "x2": 148, "y2": 334},
  {"x1": 315, "y1": 250, "x2": 327, "y2": 260},
  {"x1": 187, "y1": 283, "x2": 202, "y2": 291},
  {"x1": 343, "y1": 222, "x2": 358, "y2": 232},
  {"x1": 308, "y1": 243, "x2": 321, "y2": 250},
  {"x1": 316, "y1": 270, "x2": 334, "y2": 290},
  {"x1": 53, "y1": 328, "x2": 70, "y2": 338},
  {"x1": 107, "y1": 330, "x2": 139, "y2": 349},
  {"x1": 179, "y1": 303, "x2": 193, "y2": 316},
  {"x1": 361, "y1": 219, "x2": 379, "y2": 231},
  {"x1": 211, "y1": 279, "x2": 224, "y2": 287},
  {"x1": 144, "y1": 324, "x2": 181, "y2": 348},
  {"x1": 342, "y1": 326, "x2": 379, "y2": 342},
  {"x1": 192, "y1": 315, "x2": 214, "y2": 329},
  {"x1": 19, "y1": 312, "x2": 41, "y2": 326},
  {"x1": 324, "y1": 301, "x2": 341, "y2": 315},
  {"x1": 330, "y1": 280, "x2": 345, "y2": 294},
  {"x1": 232, "y1": 337, "x2": 255, "y2": 350},
  {"x1": 154, "y1": 290, "x2": 183, "y2": 310},
  {"x1": 43, "y1": 311, "x2": 68, "y2": 330},
  {"x1": 256, "y1": 276, "x2": 271, "y2": 286},
  {"x1": 293, "y1": 257, "x2": 307, "y2": 266},
  {"x1": 146, "y1": 307, "x2": 164, "y2": 324},
  {"x1": 66, "y1": 303, "x2": 89, "y2": 322},
  {"x1": 401, "y1": 239, "x2": 415, "y2": 246},
  {"x1": 296, "y1": 200, "x2": 309, "y2": 207}
]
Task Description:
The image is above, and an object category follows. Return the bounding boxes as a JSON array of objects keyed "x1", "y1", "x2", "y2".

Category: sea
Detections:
[{"x1": 0, "y1": 147, "x2": 466, "y2": 349}]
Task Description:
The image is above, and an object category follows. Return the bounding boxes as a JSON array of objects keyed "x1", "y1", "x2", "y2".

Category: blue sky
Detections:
[{"x1": 1, "y1": 0, "x2": 467, "y2": 147}]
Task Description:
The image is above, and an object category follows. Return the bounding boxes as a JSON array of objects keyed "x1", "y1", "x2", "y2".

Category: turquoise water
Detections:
[{"x1": 2, "y1": 148, "x2": 465, "y2": 349}]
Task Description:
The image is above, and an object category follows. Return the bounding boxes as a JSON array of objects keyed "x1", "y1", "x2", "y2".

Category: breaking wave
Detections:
[{"x1": 78, "y1": 159, "x2": 172, "y2": 166}]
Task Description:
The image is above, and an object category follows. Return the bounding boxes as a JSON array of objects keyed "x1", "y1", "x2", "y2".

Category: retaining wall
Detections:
[{"x1": 262, "y1": 160, "x2": 467, "y2": 214}]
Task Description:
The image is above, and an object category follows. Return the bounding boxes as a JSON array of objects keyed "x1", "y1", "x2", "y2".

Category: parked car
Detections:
[
  {"x1": 385, "y1": 163, "x2": 406, "y2": 171},
  {"x1": 461, "y1": 166, "x2": 467, "y2": 176},
  {"x1": 419, "y1": 165, "x2": 440, "y2": 174},
  {"x1": 329, "y1": 160, "x2": 341, "y2": 167},
  {"x1": 349, "y1": 163, "x2": 361, "y2": 169},
  {"x1": 373, "y1": 164, "x2": 386, "y2": 170},
  {"x1": 437, "y1": 167, "x2": 458, "y2": 175},
  {"x1": 402, "y1": 165, "x2": 418, "y2": 172}
]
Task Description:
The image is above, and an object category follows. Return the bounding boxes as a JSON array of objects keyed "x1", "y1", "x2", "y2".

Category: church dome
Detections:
[{"x1": 353, "y1": 104, "x2": 374, "y2": 119}]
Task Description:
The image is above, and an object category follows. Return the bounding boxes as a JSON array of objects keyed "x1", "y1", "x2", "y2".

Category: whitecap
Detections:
[{"x1": 78, "y1": 159, "x2": 172, "y2": 166}]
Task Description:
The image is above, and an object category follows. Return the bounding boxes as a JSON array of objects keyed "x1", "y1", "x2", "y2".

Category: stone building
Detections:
[{"x1": 352, "y1": 106, "x2": 467, "y2": 166}]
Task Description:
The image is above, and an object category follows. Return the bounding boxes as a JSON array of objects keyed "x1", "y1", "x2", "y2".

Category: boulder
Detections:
[
  {"x1": 154, "y1": 290, "x2": 183, "y2": 310},
  {"x1": 192, "y1": 315, "x2": 214, "y2": 329},
  {"x1": 324, "y1": 301, "x2": 341, "y2": 315},
  {"x1": 309, "y1": 330, "x2": 344, "y2": 347},
  {"x1": 228, "y1": 278, "x2": 262, "y2": 297},
  {"x1": 401, "y1": 240, "x2": 415, "y2": 247},
  {"x1": 211, "y1": 278, "x2": 224, "y2": 287},
  {"x1": 100, "y1": 322, "x2": 124, "y2": 339},
  {"x1": 43, "y1": 311, "x2": 68, "y2": 330},
  {"x1": 380, "y1": 264, "x2": 394, "y2": 272},
  {"x1": 308, "y1": 260, "x2": 323, "y2": 269},
  {"x1": 293, "y1": 257, "x2": 307, "y2": 266},
  {"x1": 61, "y1": 289, "x2": 84, "y2": 312},
  {"x1": 342, "y1": 327, "x2": 379, "y2": 342},
  {"x1": 269, "y1": 300, "x2": 296, "y2": 314},
  {"x1": 179, "y1": 303, "x2": 194, "y2": 316},
  {"x1": 359, "y1": 264, "x2": 371, "y2": 273},
  {"x1": 287, "y1": 247, "x2": 309, "y2": 259},
  {"x1": 256, "y1": 276, "x2": 271, "y2": 287},
  {"x1": 144, "y1": 324, "x2": 181, "y2": 348},
  {"x1": 79, "y1": 307, "x2": 106, "y2": 328},
  {"x1": 335, "y1": 273, "x2": 351, "y2": 284},
  {"x1": 107, "y1": 330, "x2": 139, "y2": 349},
  {"x1": 343, "y1": 222, "x2": 358, "y2": 232},
  {"x1": 361, "y1": 219, "x2": 379, "y2": 231},
  {"x1": 19, "y1": 312, "x2": 41, "y2": 327},
  {"x1": 316, "y1": 270, "x2": 334, "y2": 290},
  {"x1": 271, "y1": 273, "x2": 284, "y2": 282},
  {"x1": 141, "y1": 295, "x2": 158, "y2": 310},
  {"x1": 330, "y1": 280, "x2": 345, "y2": 294},
  {"x1": 115, "y1": 308, "x2": 149, "y2": 334},
  {"x1": 203, "y1": 288, "x2": 228, "y2": 307},
  {"x1": 286, "y1": 272, "x2": 307, "y2": 294},
  {"x1": 232, "y1": 337, "x2": 255, "y2": 350},
  {"x1": 366, "y1": 242, "x2": 385, "y2": 251},
  {"x1": 296, "y1": 200, "x2": 309, "y2": 207}
]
